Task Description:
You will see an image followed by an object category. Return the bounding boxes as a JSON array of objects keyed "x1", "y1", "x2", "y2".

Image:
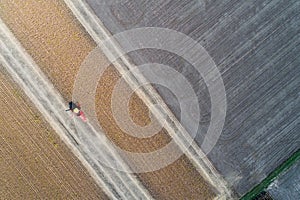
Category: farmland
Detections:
[
  {"x1": 0, "y1": 0, "x2": 216, "y2": 199},
  {"x1": 96, "y1": 65, "x2": 216, "y2": 199},
  {"x1": 85, "y1": 0, "x2": 300, "y2": 196},
  {"x1": 0, "y1": 67, "x2": 108, "y2": 199}
]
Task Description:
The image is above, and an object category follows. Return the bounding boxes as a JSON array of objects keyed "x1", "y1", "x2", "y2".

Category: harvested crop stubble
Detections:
[
  {"x1": 0, "y1": 0, "x2": 216, "y2": 199},
  {"x1": 0, "y1": 68, "x2": 108, "y2": 199}
]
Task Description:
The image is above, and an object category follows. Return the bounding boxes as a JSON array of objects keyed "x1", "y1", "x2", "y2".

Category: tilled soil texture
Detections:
[
  {"x1": 0, "y1": 68, "x2": 108, "y2": 199},
  {"x1": 86, "y1": 0, "x2": 300, "y2": 196},
  {"x1": 0, "y1": 0, "x2": 216, "y2": 199}
]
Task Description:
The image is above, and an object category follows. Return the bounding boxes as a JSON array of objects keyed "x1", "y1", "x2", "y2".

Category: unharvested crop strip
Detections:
[{"x1": 64, "y1": 0, "x2": 232, "y2": 199}]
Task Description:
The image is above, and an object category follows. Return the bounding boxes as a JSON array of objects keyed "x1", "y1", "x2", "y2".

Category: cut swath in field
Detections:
[{"x1": 0, "y1": 67, "x2": 108, "y2": 199}]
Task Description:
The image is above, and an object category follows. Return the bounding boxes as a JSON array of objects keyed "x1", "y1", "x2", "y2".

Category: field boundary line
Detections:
[
  {"x1": 64, "y1": 0, "x2": 233, "y2": 199},
  {"x1": 241, "y1": 149, "x2": 300, "y2": 200},
  {"x1": 0, "y1": 17, "x2": 153, "y2": 200}
]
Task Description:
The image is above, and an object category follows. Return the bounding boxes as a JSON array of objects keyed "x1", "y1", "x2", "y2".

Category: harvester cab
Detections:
[{"x1": 66, "y1": 101, "x2": 87, "y2": 122}]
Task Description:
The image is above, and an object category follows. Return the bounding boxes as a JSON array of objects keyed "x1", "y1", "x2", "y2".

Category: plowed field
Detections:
[
  {"x1": 0, "y1": 68, "x2": 108, "y2": 199},
  {"x1": 0, "y1": 0, "x2": 215, "y2": 199}
]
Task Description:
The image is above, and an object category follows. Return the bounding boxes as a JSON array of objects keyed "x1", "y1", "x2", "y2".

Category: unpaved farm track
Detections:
[
  {"x1": 0, "y1": 0, "x2": 217, "y2": 199},
  {"x1": 0, "y1": 68, "x2": 108, "y2": 199}
]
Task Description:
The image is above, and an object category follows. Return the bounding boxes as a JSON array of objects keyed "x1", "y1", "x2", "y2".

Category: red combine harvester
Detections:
[{"x1": 66, "y1": 101, "x2": 87, "y2": 122}]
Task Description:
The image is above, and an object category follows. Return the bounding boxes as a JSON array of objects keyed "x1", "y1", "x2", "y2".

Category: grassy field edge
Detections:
[{"x1": 241, "y1": 149, "x2": 300, "y2": 200}]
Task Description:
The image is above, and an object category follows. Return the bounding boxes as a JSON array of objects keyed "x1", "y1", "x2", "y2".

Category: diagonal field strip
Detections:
[
  {"x1": 64, "y1": 0, "x2": 233, "y2": 199},
  {"x1": 0, "y1": 18, "x2": 153, "y2": 200}
]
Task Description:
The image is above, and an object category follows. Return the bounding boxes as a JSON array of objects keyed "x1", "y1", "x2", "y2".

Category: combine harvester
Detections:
[{"x1": 66, "y1": 101, "x2": 87, "y2": 122}]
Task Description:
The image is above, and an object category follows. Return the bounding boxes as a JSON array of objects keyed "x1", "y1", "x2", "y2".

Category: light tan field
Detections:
[
  {"x1": 0, "y1": 0, "x2": 215, "y2": 199},
  {"x1": 0, "y1": 68, "x2": 108, "y2": 199}
]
